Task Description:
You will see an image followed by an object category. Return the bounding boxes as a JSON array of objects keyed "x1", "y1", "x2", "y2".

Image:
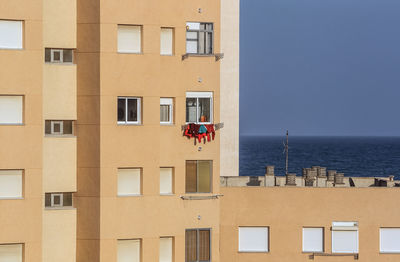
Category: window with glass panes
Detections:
[
  {"x1": 186, "y1": 92, "x2": 213, "y2": 124},
  {"x1": 185, "y1": 229, "x2": 211, "y2": 262},
  {"x1": 118, "y1": 97, "x2": 141, "y2": 124},
  {"x1": 186, "y1": 22, "x2": 213, "y2": 55},
  {"x1": 185, "y1": 160, "x2": 212, "y2": 193}
]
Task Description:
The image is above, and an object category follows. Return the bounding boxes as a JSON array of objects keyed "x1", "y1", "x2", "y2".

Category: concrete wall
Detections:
[
  {"x1": 220, "y1": 187, "x2": 400, "y2": 262},
  {"x1": 220, "y1": 0, "x2": 240, "y2": 176}
]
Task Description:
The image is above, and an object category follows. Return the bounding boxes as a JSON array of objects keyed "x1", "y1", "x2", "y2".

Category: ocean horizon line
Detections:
[{"x1": 240, "y1": 134, "x2": 400, "y2": 138}]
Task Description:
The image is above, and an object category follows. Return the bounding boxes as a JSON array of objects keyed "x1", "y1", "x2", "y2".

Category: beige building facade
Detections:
[{"x1": 2, "y1": 1, "x2": 400, "y2": 262}]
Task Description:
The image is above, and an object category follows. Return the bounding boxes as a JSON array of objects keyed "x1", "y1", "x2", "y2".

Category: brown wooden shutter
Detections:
[
  {"x1": 185, "y1": 161, "x2": 197, "y2": 193},
  {"x1": 186, "y1": 230, "x2": 197, "y2": 262},
  {"x1": 199, "y1": 230, "x2": 210, "y2": 261}
]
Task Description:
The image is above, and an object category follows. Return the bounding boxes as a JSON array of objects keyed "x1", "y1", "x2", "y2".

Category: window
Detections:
[
  {"x1": 160, "y1": 168, "x2": 173, "y2": 195},
  {"x1": 185, "y1": 161, "x2": 212, "y2": 193},
  {"x1": 0, "y1": 20, "x2": 23, "y2": 49},
  {"x1": 45, "y1": 120, "x2": 73, "y2": 135},
  {"x1": 45, "y1": 192, "x2": 73, "y2": 208},
  {"x1": 118, "y1": 25, "x2": 142, "y2": 53},
  {"x1": 44, "y1": 48, "x2": 73, "y2": 63},
  {"x1": 118, "y1": 239, "x2": 141, "y2": 262},
  {"x1": 238, "y1": 227, "x2": 269, "y2": 252},
  {"x1": 0, "y1": 96, "x2": 23, "y2": 124},
  {"x1": 331, "y1": 222, "x2": 358, "y2": 253},
  {"x1": 380, "y1": 228, "x2": 400, "y2": 253},
  {"x1": 160, "y1": 237, "x2": 173, "y2": 262},
  {"x1": 186, "y1": 22, "x2": 213, "y2": 55},
  {"x1": 160, "y1": 98, "x2": 173, "y2": 124},
  {"x1": 186, "y1": 92, "x2": 213, "y2": 124},
  {"x1": 118, "y1": 97, "x2": 141, "y2": 124},
  {"x1": 118, "y1": 168, "x2": 141, "y2": 196},
  {"x1": 0, "y1": 170, "x2": 22, "y2": 199},
  {"x1": 161, "y1": 28, "x2": 173, "y2": 55},
  {"x1": 0, "y1": 244, "x2": 23, "y2": 262},
  {"x1": 185, "y1": 229, "x2": 210, "y2": 262},
  {"x1": 303, "y1": 228, "x2": 324, "y2": 253}
]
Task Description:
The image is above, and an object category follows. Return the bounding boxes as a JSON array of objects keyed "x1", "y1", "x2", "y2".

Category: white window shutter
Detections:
[
  {"x1": 332, "y1": 231, "x2": 358, "y2": 253},
  {"x1": 160, "y1": 168, "x2": 173, "y2": 194},
  {"x1": 238, "y1": 227, "x2": 269, "y2": 252},
  {"x1": 380, "y1": 228, "x2": 400, "y2": 253},
  {"x1": 118, "y1": 240, "x2": 140, "y2": 262},
  {"x1": 0, "y1": 244, "x2": 23, "y2": 262},
  {"x1": 118, "y1": 25, "x2": 141, "y2": 53},
  {"x1": 159, "y1": 237, "x2": 173, "y2": 262},
  {"x1": 303, "y1": 228, "x2": 323, "y2": 252},
  {"x1": 118, "y1": 169, "x2": 141, "y2": 195},
  {"x1": 0, "y1": 20, "x2": 23, "y2": 49},
  {"x1": 0, "y1": 96, "x2": 23, "y2": 124},
  {"x1": 0, "y1": 170, "x2": 22, "y2": 198},
  {"x1": 160, "y1": 28, "x2": 173, "y2": 55}
]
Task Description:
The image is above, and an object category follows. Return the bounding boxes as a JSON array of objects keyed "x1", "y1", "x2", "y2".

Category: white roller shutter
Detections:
[
  {"x1": 0, "y1": 170, "x2": 22, "y2": 198},
  {"x1": 238, "y1": 227, "x2": 269, "y2": 252},
  {"x1": 159, "y1": 237, "x2": 173, "y2": 262},
  {"x1": 118, "y1": 169, "x2": 141, "y2": 196},
  {"x1": 380, "y1": 228, "x2": 400, "y2": 253},
  {"x1": 118, "y1": 25, "x2": 141, "y2": 53},
  {"x1": 331, "y1": 222, "x2": 358, "y2": 254},
  {"x1": 303, "y1": 228, "x2": 323, "y2": 252},
  {"x1": 0, "y1": 244, "x2": 23, "y2": 262},
  {"x1": 0, "y1": 20, "x2": 23, "y2": 49},
  {"x1": 160, "y1": 168, "x2": 173, "y2": 194},
  {"x1": 160, "y1": 28, "x2": 173, "y2": 55},
  {"x1": 0, "y1": 96, "x2": 23, "y2": 124},
  {"x1": 118, "y1": 240, "x2": 140, "y2": 262}
]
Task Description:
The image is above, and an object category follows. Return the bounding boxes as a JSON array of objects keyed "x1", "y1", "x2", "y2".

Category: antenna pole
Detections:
[{"x1": 285, "y1": 130, "x2": 289, "y2": 175}]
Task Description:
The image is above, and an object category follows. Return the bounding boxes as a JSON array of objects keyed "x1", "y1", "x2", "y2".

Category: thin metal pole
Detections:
[{"x1": 285, "y1": 130, "x2": 289, "y2": 175}]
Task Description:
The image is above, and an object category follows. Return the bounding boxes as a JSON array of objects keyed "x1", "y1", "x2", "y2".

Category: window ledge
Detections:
[
  {"x1": 117, "y1": 194, "x2": 142, "y2": 197},
  {"x1": 180, "y1": 194, "x2": 223, "y2": 200},
  {"x1": 160, "y1": 193, "x2": 174, "y2": 196},
  {"x1": 160, "y1": 123, "x2": 174, "y2": 126},
  {"x1": 182, "y1": 53, "x2": 224, "y2": 61},
  {"x1": 0, "y1": 47, "x2": 23, "y2": 50},
  {"x1": 117, "y1": 51, "x2": 143, "y2": 55},
  {"x1": 44, "y1": 135, "x2": 76, "y2": 138},
  {"x1": 45, "y1": 62, "x2": 75, "y2": 66},
  {"x1": 238, "y1": 251, "x2": 269, "y2": 253},
  {"x1": 0, "y1": 123, "x2": 24, "y2": 126},
  {"x1": 117, "y1": 122, "x2": 142, "y2": 126},
  {"x1": 0, "y1": 197, "x2": 24, "y2": 200},
  {"x1": 45, "y1": 207, "x2": 75, "y2": 211},
  {"x1": 309, "y1": 253, "x2": 359, "y2": 260}
]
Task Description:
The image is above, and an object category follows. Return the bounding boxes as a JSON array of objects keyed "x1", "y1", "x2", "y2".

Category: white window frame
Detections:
[
  {"x1": 380, "y1": 228, "x2": 400, "y2": 253},
  {"x1": 50, "y1": 193, "x2": 63, "y2": 207},
  {"x1": 0, "y1": 95, "x2": 23, "y2": 125},
  {"x1": 117, "y1": 168, "x2": 142, "y2": 197},
  {"x1": 117, "y1": 25, "x2": 142, "y2": 54},
  {"x1": 302, "y1": 227, "x2": 324, "y2": 253},
  {"x1": 118, "y1": 97, "x2": 141, "y2": 125},
  {"x1": 160, "y1": 98, "x2": 173, "y2": 125},
  {"x1": 50, "y1": 120, "x2": 64, "y2": 135},
  {"x1": 160, "y1": 167, "x2": 174, "y2": 195},
  {"x1": 50, "y1": 49, "x2": 63, "y2": 63},
  {"x1": 238, "y1": 227, "x2": 269, "y2": 253},
  {"x1": 0, "y1": 20, "x2": 23, "y2": 50},
  {"x1": 186, "y1": 22, "x2": 214, "y2": 55},
  {"x1": 331, "y1": 222, "x2": 358, "y2": 254},
  {"x1": 186, "y1": 92, "x2": 213, "y2": 124},
  {"x1": 0, "y1": 170, "x2": 23, "y2": 199}
]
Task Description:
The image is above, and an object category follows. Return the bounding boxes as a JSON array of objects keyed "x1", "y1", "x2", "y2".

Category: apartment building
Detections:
[
  {"x1": 0, "y1": 0, "x2": 238, "y2": 261},
  {"x1": 2, "y1": 1, "x2": 400, "y2": 262}
]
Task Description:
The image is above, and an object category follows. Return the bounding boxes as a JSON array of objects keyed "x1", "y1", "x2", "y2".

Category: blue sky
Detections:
[{"x1": 240, "y1": 0, "x2": 400, "y2": 136}]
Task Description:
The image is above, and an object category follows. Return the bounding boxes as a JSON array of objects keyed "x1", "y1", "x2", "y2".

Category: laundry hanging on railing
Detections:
[{"x1": 183, "y1": 123, "x2": 219, "y2": 144}]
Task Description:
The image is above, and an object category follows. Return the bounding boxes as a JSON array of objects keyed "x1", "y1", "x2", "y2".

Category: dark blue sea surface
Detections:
[{"x1": 240, "y1": 136, "x2": 400, "y2": 179}]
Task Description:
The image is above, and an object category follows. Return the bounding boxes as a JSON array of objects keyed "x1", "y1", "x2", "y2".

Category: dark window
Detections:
[
  {"x1": 45, "y1": 192, "x2": 73, "y2": 208},
  {"x1": 185, "y1": 160, "x2": 212, "y2": 193},
  {"x1": 186, "y1": 229, "x2": 211, "y2": 262},
  {"x1": 45, "y1": 120, "x2": 74, "y2": 135},
  {"x1": 45, "y1": 48, "x2": 74, "y2": 63},
  {"x1": 186, "y1": 93, "x2": 213, "y2": 124},
  {"x1": 118, "y1": 97, "x2": 141, "y2": 124}
]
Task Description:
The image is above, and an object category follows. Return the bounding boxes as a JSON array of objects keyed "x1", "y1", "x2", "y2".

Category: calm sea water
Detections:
[{"x1": 240, "y1": 136, "x2": 400, "y2": 179}]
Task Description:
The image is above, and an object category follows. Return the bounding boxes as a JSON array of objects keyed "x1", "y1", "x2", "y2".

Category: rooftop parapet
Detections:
[{"x1": 221, "y1": 166, "x2": 400, "y2": 188}]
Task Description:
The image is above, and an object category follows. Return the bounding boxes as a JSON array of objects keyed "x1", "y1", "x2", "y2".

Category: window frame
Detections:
[
  {"x1": 160, "y1": 98, "x2": 173, "y2": 125},
  {"x1": 45, "y1": 48, "x2": 74, "y2": 64},
  {"x1": 238, "y1": 226, "x2": 270, "y2": 253},
  {"x1": 331, "y1": 221, "x2": 359, "y2": 254},
  {"x1": 0, "y1": 169, "x2": 24, "y2": 200},
  {"x1": 117, "y1": 168, "x2": 142, "y2": 197},
  {"x1": 160, "y1": 27, "x2": 174, "y2": 56},
  {"x1": 185, "y1": 228, "x2": 211, "y2": 262},
  {"x1": 185, "y1": 92, "x2": 213, "y2": 124},
  {"x1": 50, "y1": 120, "x2": 63, "y2": 135},
  {"x1": 0, "y1": 243, "x2": 24, "y2": 262},
  {"x1": 302, "y1": 227, "x2": 324, "y2": 253},
  {"x1": 50, "y1": 193, "x2": 63, "y2": 207},
  {"x1": 50, "y1": 49, "x2": 63, "y2": 63},
  {"x1": 186, "y1": 22, "x2": 214, "y2": 55},
  {"x1": 117, "y1": 239, "x2": 142, "y2": 262},
  {"x1": 159, "y1": 236, "x2": 174, "y2": 262},
  {"x1": 160, "y1": 167, "x2": 174, "y2": 195},
  {"x1": 0, "y1": 20, "x2": 23, "y2": 50},
  {"x1": 380, "y1": 228, "x2": 400, "y2": 254},
  {"x1": 0, "y1": 95, "x2": 24, "y2": 125},
  {"x1": 185, "y1": 160, "x2": 213, "y2": 194},
  {"x1": 117, "y1": 97, "x2": 142, "y2": 125},
  {"x1": 117, "y1": 24, "x2": 143, "y2": 54}
]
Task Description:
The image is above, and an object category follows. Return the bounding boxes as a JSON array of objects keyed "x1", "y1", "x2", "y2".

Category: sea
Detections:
[{"x1": 240, "y1": 136, "x2": 400, "y2": 180}]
